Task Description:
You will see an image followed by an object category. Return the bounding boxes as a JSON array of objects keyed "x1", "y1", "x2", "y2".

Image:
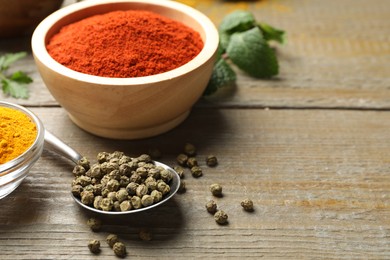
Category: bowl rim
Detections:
[
  {"x1": 0, "y1": 101, "x2": 45, "y2": 176},
  {"x1": 31, "y1": 0, "x2": 219, "y2": 85}
]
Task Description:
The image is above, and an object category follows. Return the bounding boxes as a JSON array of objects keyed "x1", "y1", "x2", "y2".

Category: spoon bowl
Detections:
[{"x1": 44, "y1": 130, "x2": 180, "y2": 215}]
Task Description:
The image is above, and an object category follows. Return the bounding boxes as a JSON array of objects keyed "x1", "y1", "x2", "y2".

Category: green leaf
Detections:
[
  {"x1": 258, "y1": 22, "x2": 286, "y2": 44},
  {"x1": 226, "y1": 27, "x2": 278, "y2": 78},
  {"x1": 10, "y1": 71, "x2": 33, "y2": 84},
  {"x1": 0, "y1": 52, "x2": 27, "y2": 71},
  {"x1": 219, "y1": 10, "x2": 256, "y2": 34},
  {"x1": 203, "y1": 58, "x2": 237, "y2": 96},
  {"x1": 1, "y1": 78, "x2": 29, "y2": 99}
]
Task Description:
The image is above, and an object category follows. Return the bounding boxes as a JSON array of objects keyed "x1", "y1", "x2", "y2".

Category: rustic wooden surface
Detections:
[{"x1": 1, "y1": 0, "x2": 389, "y2": 259}]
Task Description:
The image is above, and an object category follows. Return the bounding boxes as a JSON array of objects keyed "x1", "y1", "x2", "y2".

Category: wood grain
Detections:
[
  {"x1": 1, "y1": 0, "x2": 389, "y2": 109},
  {"x1": 0, "y1": 0, "x2": 389, "y2": 259},
  {"x1": 0, "y1": 107, "x2": 389, "y2": 259}
]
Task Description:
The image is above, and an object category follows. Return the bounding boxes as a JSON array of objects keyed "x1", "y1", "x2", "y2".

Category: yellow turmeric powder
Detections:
[{"x1": 0, "y1": 107, "x2": 37, "y2": 164}]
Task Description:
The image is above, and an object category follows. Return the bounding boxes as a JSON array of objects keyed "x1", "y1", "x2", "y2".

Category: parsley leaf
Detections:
[
  {"x1": 0, "y1": 52, "x2": 32, "y2": 99},
  {"x1": 227, "y1": 27, "x2": 278, "y2": 78}
]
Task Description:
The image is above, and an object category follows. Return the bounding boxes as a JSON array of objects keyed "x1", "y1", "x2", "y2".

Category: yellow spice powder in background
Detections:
[{"x1": 0, "y1": 107, "x2": 37, "y2": 164}]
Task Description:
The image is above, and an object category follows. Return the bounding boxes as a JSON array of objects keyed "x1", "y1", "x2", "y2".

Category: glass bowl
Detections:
[{"x1": 0, "y1": 101, "x2": 44, "y2": 199}]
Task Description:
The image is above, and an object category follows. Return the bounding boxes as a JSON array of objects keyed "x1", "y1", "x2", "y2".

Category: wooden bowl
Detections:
[
  {"x1": 0, "y1": 0, "x2": 63, "y2": 38},
  {"x1": 31, "y1": 0, "x2": 218, "y2": 139}
]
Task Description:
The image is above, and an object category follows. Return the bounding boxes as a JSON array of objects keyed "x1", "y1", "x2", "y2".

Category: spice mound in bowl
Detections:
[
  {"x1": 32, "y1": 0, "x2": 219, "y2": 140},
  {"x1": 46, "y1": 10, "x2": 204, "y2": 78},
  {"x1": 0, "y1": 101, "x2": 45, "y2": 199}
]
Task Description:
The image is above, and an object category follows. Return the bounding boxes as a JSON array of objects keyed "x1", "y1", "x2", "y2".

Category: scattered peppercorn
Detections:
[
  {"x1": 178, "y1": 180, "x2": 186, "y2": 193},
  {"x1": 183, "y1": 143, "x2": 196, "y2": 156},
  {"x1": 176, "y1": 153, "x2": 188, "y2": 166},
  {"x1": 186, "y1": 157, "x2": 198, "y2": 168},
  {"x1": 190, "y1": 166, "x2": 203, "y2": 178},
  {"x1": 210, "y1": 183, "x2": 223, "y2": 197},
  {"x1": 214, "y1": 210, "x2": 228, "y2": 225},
  {"x1": 241, "y1": 198, "x2": 254, "y2": 212},
  {"x1": 205, "y1": 200, "x2": 218, "y2": 214},
  {"x1": 106, "y1": 234, "x2": 118, "y2": 248},
  {"x1": 206, "y1": 155, "x2": 218, "y2": 167},
  {"x1": 88, "y1": 239, "x2": 100, "y2": 254},
  {"x1": 113, "y1": 242, "x2": 127, "y2": 258},
  {"x1": 173, "y1": 166, "x2": 185, "y2": 179},
  {"x1": 87, "y1": 218, "x2": 102, "y2": 232}
]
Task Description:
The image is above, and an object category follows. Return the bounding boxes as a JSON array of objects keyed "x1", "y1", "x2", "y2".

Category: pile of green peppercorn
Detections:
[{"x1": 71, "y1": 152, "x2": 173, "y2": 212}]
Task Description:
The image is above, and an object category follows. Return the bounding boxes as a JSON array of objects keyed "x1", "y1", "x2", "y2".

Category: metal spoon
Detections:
[{"x1": 44, "y1": 130, "x2": 180, "y2": 215}]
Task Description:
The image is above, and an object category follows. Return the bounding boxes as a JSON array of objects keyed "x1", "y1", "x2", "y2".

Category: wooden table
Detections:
[{"x1": 1, "y1": 0, "x2": 389, "y2": 258}]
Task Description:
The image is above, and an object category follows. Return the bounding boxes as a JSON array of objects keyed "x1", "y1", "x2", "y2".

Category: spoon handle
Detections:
[{"x1": 44, "y1": 130, "x2": 83, "y2": 164}]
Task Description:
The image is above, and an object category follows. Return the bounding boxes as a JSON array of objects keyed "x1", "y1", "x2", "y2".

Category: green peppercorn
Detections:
[
  {"x1": 116, "y1": 189, "x2": 129, "y2": 203},
  {"x1": 136, "y1": 184, "x2": 148, "y2": 197},
  {"x1": 118, "y1": 155, "x2": 131, "y2": 165},
  {"x1": 148, "y1": 168, "x2": 161, "y2": 179},
  {"x1": 80, "y1": 190, "x2": 94, "y2": 205},
  {"x1": 241, "y1": 198, "x2": 254, "y2": 212},
  {"x1": 113, "y1": 241, "x2": 126, "y2": 258},
  {"x1": 120, "y1": 200, "x2": 132, "y2": 211},
  {"x1": 126, "y1": 182, "x2": 139, "y2": 195},
  {"x1": 87, "y1": 218, "x2": 102, "y2": 232},
  {"x1": 72, "y1": 165, "x2": 86, "y2": 177},
  {"x1": 97, "y1": 152, "x2": 110, "y2": 163},
  {"x1": 141, "y1": 195, "x2": 154, "y2": 207},
  {"x1": 77, "y1": 157, "x2": 90, "y2": 171},
  {"x1": 176, "y1": 153, "x2": 188, "y2": 166},
  {"x1": 93, "y1": 196, "x2": 103, "y2": 210},
  {"x1": 88, "y1": 239, "x2": 100, "y2": 254},
  {"x1": 190, "y1": 166, "x2": 203, "y2": 178},
  {"x1": 183, "y1": 143, "x2": 196, "y2": 156},
  {"x1": 157, "y1": 181, "x2": 170, "y2": 195},
  {"x1": 160, "y1": 169, "x2": 173, "y2": 183},
  {"x1": 100, "y1": 198, "x2": 113, "y2": 211},
  {"x1": 76, "y1": 175, "x2": 92, "y2": 187},
  {"x1": 119, "y1": 175, "x2": 130, "y2": 188},
  {"x1": 136, "y1": 166, "x2": 148, "y2": 178},
  {"x1": 210, "y1": 183, "x2": 223, "y2": 197},
  {"x1": 106, "y1": 234, "x2": 118, "y2": 248},
  {"x1": 186, "y1": 157, "x2": 198, "y2": 168},
  {"x1": 205, "y1": 200, "x2": 217, "y2": 214},
  {"x1": 137, "y1": 154, "x2": 152, "y2": 163},
  {"x1": 89, "y1": 164, "x2": 102, "y2": 178},
  {"x1": 206, "y1": 155, "x2": 218, "y2": 167},
  {"x1": 146, "y1": 179, "x2": 157, "y2": 191},
  {"x1": 214, "y1": 210, "x2": 228, "y2": 225},
  {"x1": 107, "y1": 191, "x2": 117, "y2": 202},
  {"x1": 150, "y1": 190, "x2": 162, "y2": 203},
  {"x1": 119, "y1": 163, "x2": 132, "y2": 176},
  {"x1": 129, "y1": 172, "x2": 142, "y2": 184},
  {"x1": 106, "y1": 179, "x2": 120, "y2": 192},
  {"x1": 71, "y1": 184, "x2": 83, "y2": 197},
  {"x1": 173, "y1": 166, "x2": 185, "y2": 179},
  {"x1": 131, "y1": 196, "x2": 142, "y2": 209},
  {"x1": 178, "y1": 180, "x2": 186, "y2": 193}
]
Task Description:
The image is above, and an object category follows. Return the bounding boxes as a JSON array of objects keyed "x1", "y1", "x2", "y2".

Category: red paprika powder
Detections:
[{"x1": 46, "y1": 10, "x2": 204, "y2": 78}]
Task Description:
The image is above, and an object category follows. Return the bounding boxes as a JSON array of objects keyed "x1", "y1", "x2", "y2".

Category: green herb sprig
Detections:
[
  {"x1": 204, "y1": 10, "x2": 285, "y2": 96},
  {"x1": 0, "y1": 52, "x2": 33, "y2": 99}
]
